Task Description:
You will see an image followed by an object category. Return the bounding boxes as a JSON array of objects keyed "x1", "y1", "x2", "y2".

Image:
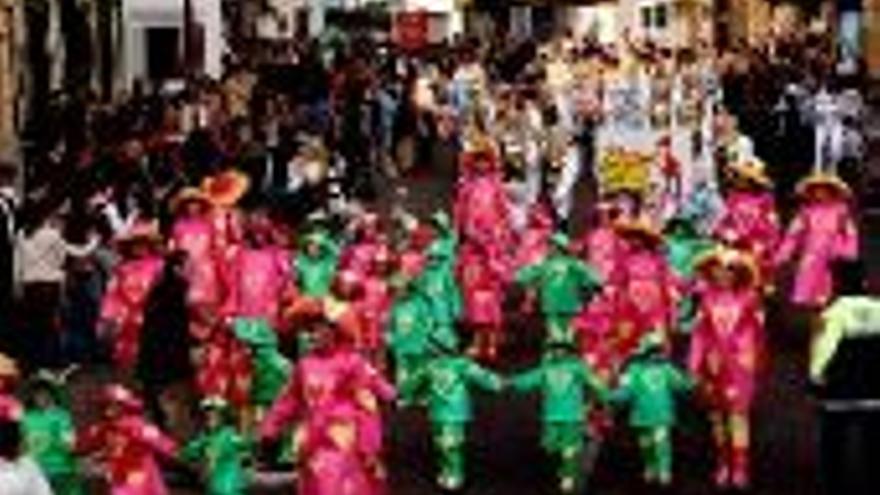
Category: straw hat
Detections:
[
  {"x1": 201, "y1": 169, "x2": 250, "y2": 207},
  {"x1": 615, "y1": 219, "x2": 664, "y2": 248},
  {"x1": 795, "y1": 173, "x2": 851, "y2": 200},
  {"x1": 727, "y1": 158, "x2": 772, "y2": 188},
  {"x1": 694, "y1": 247, "x2": 759, "y2": 288},
  {"x1": 170, "y1": 187, "x2": 211, "y2": 214}
]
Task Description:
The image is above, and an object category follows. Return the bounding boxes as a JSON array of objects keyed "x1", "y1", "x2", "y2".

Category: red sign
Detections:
[{"x1": 395, "y1": 11, "x2": 429, "y2": 51}]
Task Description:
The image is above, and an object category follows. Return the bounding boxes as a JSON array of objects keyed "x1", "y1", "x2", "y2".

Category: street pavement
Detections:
[{"x1": 69, "y1": 110, "x2": 880, "y2": 494}]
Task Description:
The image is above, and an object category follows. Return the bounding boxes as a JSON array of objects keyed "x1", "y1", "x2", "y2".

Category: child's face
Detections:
[
  {"x1": 33, "y1": 390, "x2": 53, "y2": 410},
  {"x1": 714, "y1": 266, "x2": 735, "y2": 288}
]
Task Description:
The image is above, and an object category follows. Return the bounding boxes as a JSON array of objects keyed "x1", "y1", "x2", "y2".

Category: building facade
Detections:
[{"x1": 0, "y1": 0, "x2": 20, "y2": 157}]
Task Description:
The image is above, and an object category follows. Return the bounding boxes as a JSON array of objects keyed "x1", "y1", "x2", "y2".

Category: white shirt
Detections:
[{"x1": 0, "y1": 457, "x2": 54, "y2": 495}]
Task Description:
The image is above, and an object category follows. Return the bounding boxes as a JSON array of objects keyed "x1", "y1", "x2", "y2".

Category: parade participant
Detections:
[
  {"x1": 260, "y1": 310, "x2": 394, "y2": 495},
  {"x1": 713, "y1": 158, "x2": 780, "y2": 290},
  {"x1": 169, "y1": 187, "x2": 225, "y2": 339},
  {"x1": 340, "y1": 212, "x2": 388, "y2": 279},
  {"x1": 354, "y1": 246, "x2": 395, "y2": 363},
  {"x1": 22, "y1": 371, "x2": 84, "y2": 495},
  {"x1": 514, "y1": 200, "x2": 554, "y2": 271},
  {"x1": 99, "y1": 220, "x2": 164, "y2": 371},
  {"x1": 453, "y1": 133, "x2": 514, "y2": 263},
  {"x1": 387, "y1": 273, "x2": 434, "y2": 406},
  {"x1": 223, "y1": 208, "x2": 295, "y2": 334},
  {"x1": 411, "y1": 337, "x2": 504, "y2": 491},
  {"x1": 415, "y1": 211, "x2": 462, "y2": 352},
  {"x1": 0, "y1": 394, "x2": 54, "y2": 495},
  {"x1": 456, "y1": 241, "x2": 506, "y2": 362},
  {"x1": 232, "y1": 316, "x2": 291, "y2": 426},
  {"x1": 610, "y1": 332, "x2": 692, "y2": 486},
  {"x1": 776, "y1": 173, "x2": 858, "y2": 310},
  {"x1": 510, "y1": 341, "x2": 609, "y2": 494},
  {"x1": 656, "y1": 135, "x2": 682, "y2": 201},
  {"x1": 576, "y1": 200, "x2": 623, "y2": 283},
  {"x1": 77, "y1": 385, "x2": 177, "y2": 495},
  {"x1": 396, "y1": 215, "x2": 433, "y2": 280},
  {"x1": 664, "y1": 216, "x2": 715, "y2": 333},
  {"x1": 611, "y1": 220, "x2": 680, "y2": 345},
  {"x1": 295, "y1": 228, "x2": 342, "y2": 299},
  {"x1": 516, "y1": 233, "x2": 602, "y2": 348},
  {"x1": 181, "y1": 397, "x2": 252, "y2": 495},
  {"x1": 689, "y1": 248, "x2": 764, "y2": 489},
  {"x1": 201, "y1": 168, "x2": 249, "y2": 261}
]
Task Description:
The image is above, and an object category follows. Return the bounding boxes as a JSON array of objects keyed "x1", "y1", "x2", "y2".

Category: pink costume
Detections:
[
  {"x1": 453, "y1": 155, "x2": 514, "y2": 262},
  {"x1": 171, "y1": 217, "x2": 248, "y2": 405},
  {"x1": 77, "y1": 414, "x2": 177, "y2": 495},
  {"x1": 456, "y1": 244, "x2": 505, "y2": 328},
  {"x1": 298, "y1": 402, "x2": 372, "y2": 495},
  {"x1": 579, "y1": 224, "x2": 622, "y2": 283},
  {"x1": 776, "y1": 200, "x2": 858, "y2": 308},
  {"x1": 355, "y1": 275, "x2": 392, "y2": 355},
  {"x1": 514, "y1": 202, "x2": 553, "y2": 270},
  {"x1": 222, "y1": 245, "x2": 293, "y2": 328},
  {"x1": 261, "y1": 345, "x2": 395, "y2": 495},
  {"x1": 609, "y1": 246, "x2": 680, "y2": 340},
  {"x1": 713, "y1": 191, "x2": 780, "y2": 286},
  {"x1": 688, "y1": 287, "x2": 764, "y2": 413},
  {"x1": 209, "y1": 207, "x2": 244, "y2": 261},
  {"x1": 100, "y1": 256, "x2": 164, "y2": 369}
]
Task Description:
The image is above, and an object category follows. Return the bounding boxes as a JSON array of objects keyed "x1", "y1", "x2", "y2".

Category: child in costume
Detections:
[
  {"x1": 355, "y1": 246, "x2": 395, "y2": 363},
  {"x1": 611, "y1": 332, "x2": 692, "y2": 485},
  {"x1": 22, "y1": 371, "x2": 84, "y2": 495},
  {"x1": 456, "y1": 241, "x2": 506, "y2": 362},
  {"x1": 340, "y1": 212, "x2": 389, "y2": 279},
  {"x1": 295, "y1": 229, "x2": 342, "y2": 299},
  {"x1": 510, "y1": 341, "x2": 609, "y2": 493},
  {"x1": 201, "y1": 169, "x2": 249, "y2": 262},
  {"x1": 77, "y1": 385, "x2": 177, "y2": 495},
  {"x1": 182, "y1": 397, "x2": 252, "y2": 495},
  {"x1": 688, "y1": 248, "x2": 764, "y2": 489},
  {"x1": 576, "y1": 200, "x2": 624, "y2": 283},
  {"x1": 453, "y1": 134, "x2": 515, "y2": 264},
  {"x1": 516, "y1": 233, "x2": 602, "y2": 348},
  {"x1": 99, "y1": 220, "x2": 164, "y2": 370},
  {"x1": 611, "y1": 220, "x2": 681, "y2": 346},
  {"x1": 412, "y1": 338, "x2": 504, "y2": 491},
  {"x1": 664, "y1": 216, "x2": 715, "y2": 333},
  {"x1": 514, "y1": 200, "x2": 554, "y2": 271},
  {"x1": 713, "y1": 158, "x2": 780, "y2": 291},
  {"x1": 776, "y1": 173, "x2": 858, "y2": 310},
  {"x1": 387, "y1": 274, "x2": 434, "y2": 406},
  {"x1": 414, "y1": 211, "x2": 463, "y2": 352}
]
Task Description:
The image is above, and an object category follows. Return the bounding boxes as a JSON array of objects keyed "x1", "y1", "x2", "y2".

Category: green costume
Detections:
[
  {"x1": 610, "y1": 335, "x2": 692, "y2": 484},
  {"x1": 516, "y1": 233, "x2": 602, "y2": 347},
  {"x1": 664, "y1": 218, "x2": 714, "y2": 333},
  {"x1": 294, "y1": 230, "x2": 341, "y2": 353},
  {"x1": 511, "y1": 348, "x2": 609, "y2": 493},
  {"x1": 413, "y1": 353, "x2": 504, "y2": 490},
  {"x1": 415, "y1": 212, "x2": 462, "y2": 351},
  {"x1": 182, "y1": 399, "x2": 253, "y2": 495},
  {"x1": 22, "y1": 407, "x2": 84, "y2": 495},
  {"x1": 233, "y1": 318, "x2": 291, "y2": 408},
  {"x1": 387, "y1": 279, "x2": 434, "y2": 406}
]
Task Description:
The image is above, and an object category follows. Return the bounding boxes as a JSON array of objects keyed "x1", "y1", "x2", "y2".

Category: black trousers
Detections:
[{"x1": 20, "y1": 282, "x2": 64, "y2": 371}]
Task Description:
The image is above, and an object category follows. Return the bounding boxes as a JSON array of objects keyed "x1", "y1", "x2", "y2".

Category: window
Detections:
[{"x1": 653, "y1": 4, "x2": 667, "y2": 30}]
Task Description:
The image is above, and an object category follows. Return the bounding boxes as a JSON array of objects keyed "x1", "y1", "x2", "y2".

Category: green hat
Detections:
[
  {"x1": 550, "y1": 232, "x2": 571, "y2": 250},
  {"x1": 430, "y1": 210, "x2": 452, "y2": 231},
  {"x1": 200, "y1": 396, "x2": 230, "y2": 412},
  {"x1": 634, "y1": 331, "x2": 665, "y2": 356},
  {"x1": 233, "y1": 319, "x2": 279, "y2": 347}
]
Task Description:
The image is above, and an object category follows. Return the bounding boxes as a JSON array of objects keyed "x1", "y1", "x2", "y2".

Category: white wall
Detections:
[{"x1": 122, "y1": 0, "x2": 224, "y2": 87}]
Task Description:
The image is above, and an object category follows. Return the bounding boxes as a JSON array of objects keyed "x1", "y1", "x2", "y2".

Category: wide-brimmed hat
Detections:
[
  {"x1": 694, "y1": 247, "x2": 759, "y2": 288},
  {"x1": 615, "y1": 219, "x2": 664, "y2": 248},
  {"x1": 170, "y1": 187, "x2": 211, "y2": 213},
  {"x1": 201, "y1": 169, "x2": 250, "y2": 207},
  {"x1": 795, "y1": 173, "x2": 851, "y2": 200},
  {"x1": 102, "y1": 384, "x2": 143, "y2": 413},
  {"x1": 728, "y1": 158, "x2": 772, "y2": 188}
]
